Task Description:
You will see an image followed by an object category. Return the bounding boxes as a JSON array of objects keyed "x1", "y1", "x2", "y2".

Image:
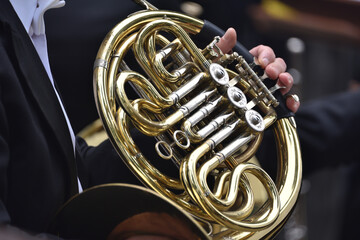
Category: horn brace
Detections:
[{"x1": 94, "y1": 8, "x2": 302, "y2": 240}]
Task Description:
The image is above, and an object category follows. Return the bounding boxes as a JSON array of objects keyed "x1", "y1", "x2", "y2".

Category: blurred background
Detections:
[{"x1": 45, "y1": 0, "x2": 360, "y2": 239}]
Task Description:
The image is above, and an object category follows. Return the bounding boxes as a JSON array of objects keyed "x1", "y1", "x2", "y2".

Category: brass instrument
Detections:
[{"x1": 59, "y1": 0, "x2": 302, "y2": 239}]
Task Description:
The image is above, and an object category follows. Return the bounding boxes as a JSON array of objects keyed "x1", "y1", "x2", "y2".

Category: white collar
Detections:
[{"x1": 9, "y1": 0, "x2": 65, "y2": 36}]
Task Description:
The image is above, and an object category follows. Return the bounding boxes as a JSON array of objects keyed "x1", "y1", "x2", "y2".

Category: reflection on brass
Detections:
[
  {"x1": 86, "y1": 0, "x2": 302, "y2": 239},
  {"x1": 78, "y1": 119, "x2": 107, "y2": 146}
]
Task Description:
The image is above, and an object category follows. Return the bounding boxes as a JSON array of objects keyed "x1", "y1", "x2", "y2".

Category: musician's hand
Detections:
[
  {"x1": 249, "y1": 45, "x2": 300, "y2": 113},
  {"x1": 217, "y1": 28, "x2": 300, "y2": 113},
  {"x1": 216, "y1": 28, "x2": 237, "y2": 54}
]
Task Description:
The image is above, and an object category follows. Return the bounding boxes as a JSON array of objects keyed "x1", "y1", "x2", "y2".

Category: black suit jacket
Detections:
[
  {"x1": 0, "y1": 0, "x2": 139, "y2": 234},
  {"x1": 0, "y1": 0, "x2": 79, "y2": 232}
]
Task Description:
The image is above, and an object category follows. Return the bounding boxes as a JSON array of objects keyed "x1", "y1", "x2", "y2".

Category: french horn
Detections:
[{"x1": 57, "y1": 0, "x2": 302, "y2": 239}]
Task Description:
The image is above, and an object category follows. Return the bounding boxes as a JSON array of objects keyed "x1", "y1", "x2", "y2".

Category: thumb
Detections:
[{"x1": 216, "y1": 28, "x2": 237, "y2": 54}]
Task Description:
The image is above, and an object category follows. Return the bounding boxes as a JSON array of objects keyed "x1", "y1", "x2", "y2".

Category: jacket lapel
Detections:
[{"x1": 1, "y1": 0, "x2": 78, "y2": 194}]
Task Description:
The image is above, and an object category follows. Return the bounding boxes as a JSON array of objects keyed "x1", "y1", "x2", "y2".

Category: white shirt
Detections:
[{"x1": 9, "y1": 0, "x2": 83, "y2": 192}]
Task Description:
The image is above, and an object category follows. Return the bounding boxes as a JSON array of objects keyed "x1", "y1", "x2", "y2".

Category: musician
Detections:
[
  {"x1": 47, "y1": 0, "x2": 360, "y2": 239},
  {"x1": 0, "y1": 0, "x2": 298, "y2": 238}
]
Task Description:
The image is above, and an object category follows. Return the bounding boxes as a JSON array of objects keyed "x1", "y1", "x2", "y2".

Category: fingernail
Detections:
[
  {"x1": 261, "y1": 58, "x2": 269, "y2": 66},
  {"x1": 291, "y1": 94, "x2": 300, "y2": 102}
]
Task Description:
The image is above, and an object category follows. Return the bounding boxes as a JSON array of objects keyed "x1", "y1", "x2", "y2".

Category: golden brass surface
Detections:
[{"x1": 90, "y1": 1, "x2": 302, "y2": 239}]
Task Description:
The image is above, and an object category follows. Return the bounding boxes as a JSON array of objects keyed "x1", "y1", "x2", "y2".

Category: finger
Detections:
[
  {"x1": 264, "y1": 57, "x2": 287, "y2": 80},
  {"x1": 216, "y1": 28, "x2": 237, "y2": 54},
  {"x1": 249, "y1": 45, "x2": 275, "y2": 68},
  {"x1": 278, "y1": 72, "x2": 293, "y2": 95},
  {"x1": 286, "y1": 94, "x2": 300, "y2": 113}
]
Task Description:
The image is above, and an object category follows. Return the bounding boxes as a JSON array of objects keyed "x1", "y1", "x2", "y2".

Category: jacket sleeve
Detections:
[
  {"x1": 75, "y1": 137, "x2": 141, "y2": 188},
  {"x1": 257, "y1": 89, "x2": 360, "y2": 177},
  {"x1": 296, "y1": 90, "x2": 360, "y2": 175}
]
